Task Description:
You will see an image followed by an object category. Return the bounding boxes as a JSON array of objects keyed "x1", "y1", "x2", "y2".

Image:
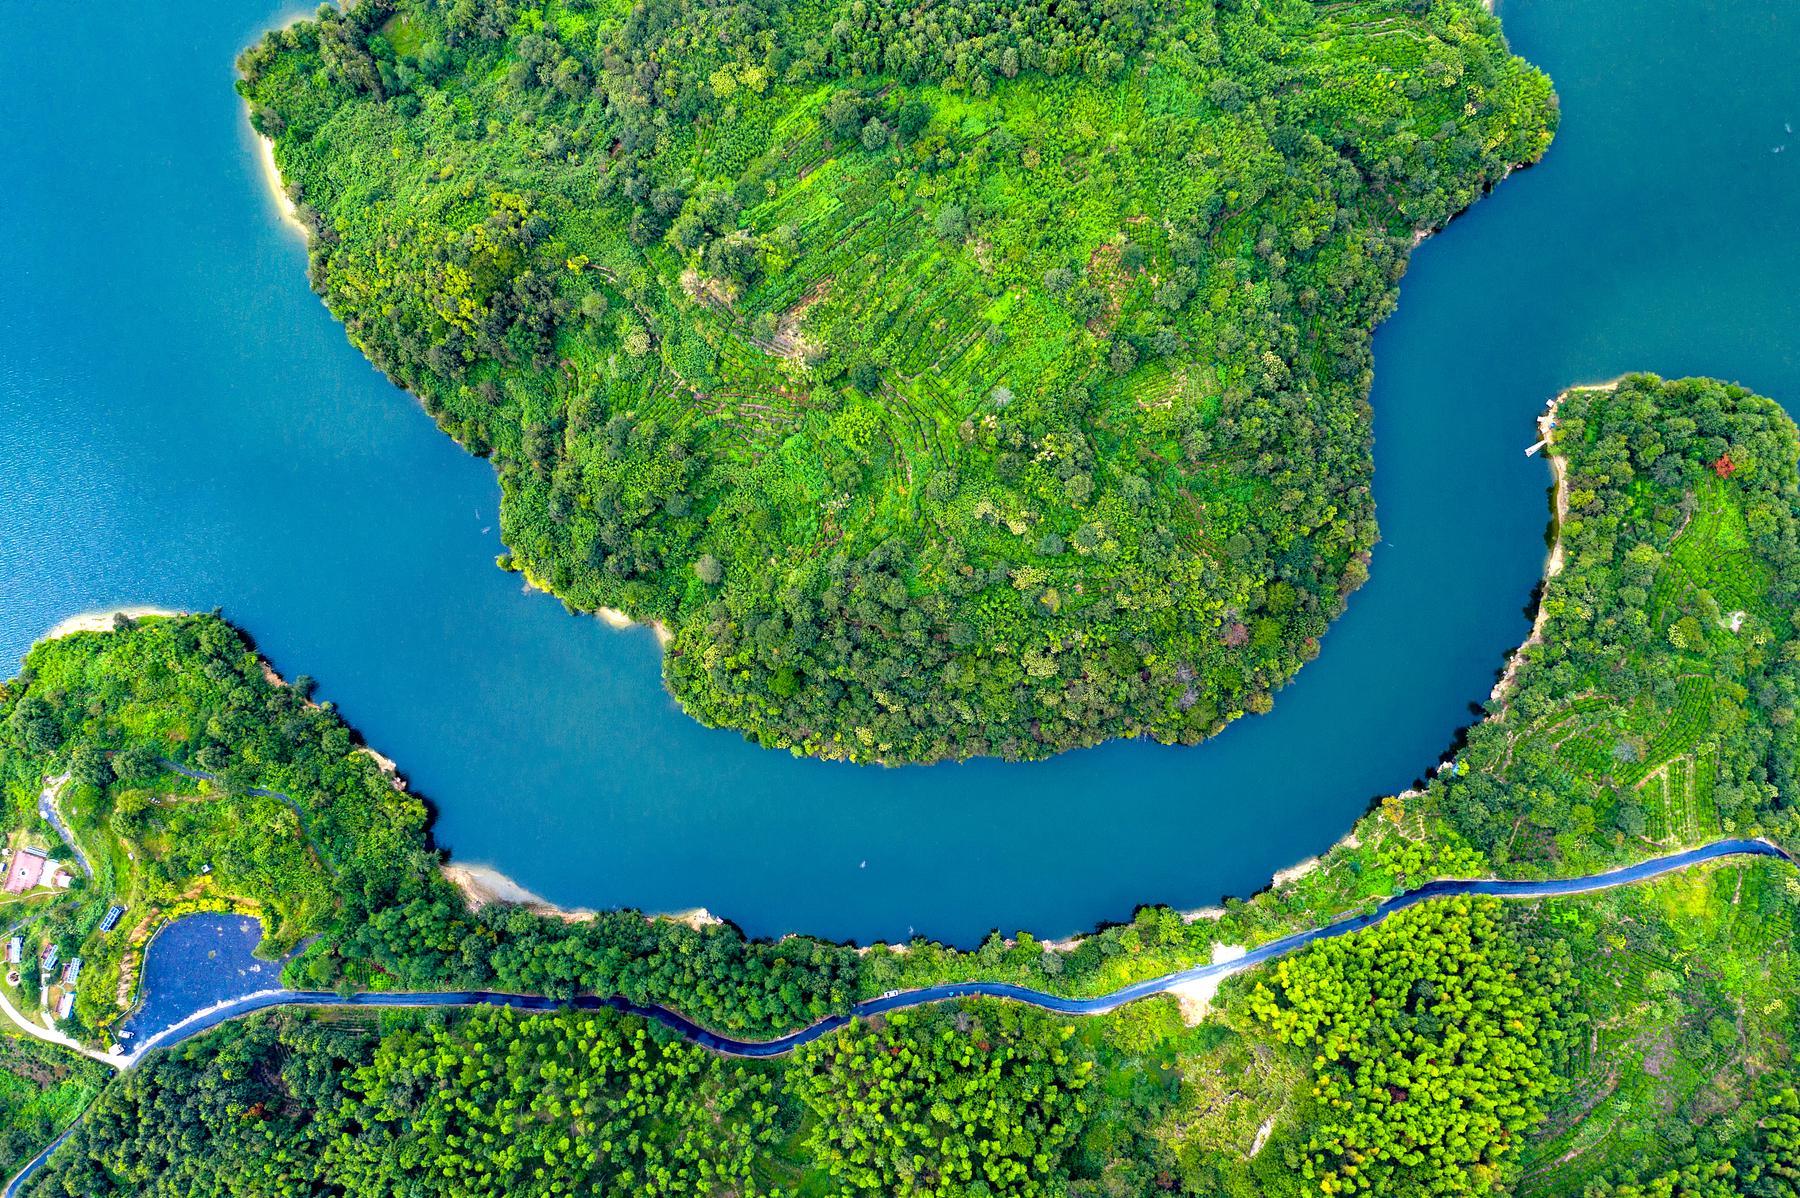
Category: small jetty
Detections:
[{"x1": 1526, "y1": 411, "x2": 1558, "y2": 456}]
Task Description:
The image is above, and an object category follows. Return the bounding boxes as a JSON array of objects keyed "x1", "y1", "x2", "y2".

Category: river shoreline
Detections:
[
  {"x1": 0, "y1": 395, "x2": 1675, "y2": 990},
  {"x1": 514, "y1": 563, "x2": 673, "y2": 647},
  {"x1": 1489, "y1": 376, "x2": 1627, "y2": 709},
  {"x1": 444, "y1": 861, "x2": 720, "y2": 929},
  {"x1": 11, "y1": 407, "x2": 1620, "y2": 964},
  {"x1": 0, "y1": 835, "x2": 1778, "y2": 1198},
  {"x1": 253, "y1": 124, "x2": 678, "y2": 658},
  {"x1": 254, "y1": 132, "x2": 302, "y2": 231},
  {"x1": 350, "y1": 386, "x2": 1625, "y2": 957}
]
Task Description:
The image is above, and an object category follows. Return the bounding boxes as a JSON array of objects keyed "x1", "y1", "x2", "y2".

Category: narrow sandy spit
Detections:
[
  {"x1": 255, "y1": 133, "x2": 303, "y2": 231},
  {"x1": 40, "y1": 608, "x2": 184, "y2": 642},
  {"x1": 444, "y1": 862, "x2": 721, "y2": 929}
]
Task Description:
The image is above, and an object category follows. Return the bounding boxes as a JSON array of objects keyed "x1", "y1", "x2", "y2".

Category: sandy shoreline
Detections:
[
  {"x1": 1490, "y1": 377, "x2": 1626, "y2": 708},
  {"x1": 443, "y1": 861, "x2": 719, "y2": 929},
  {"x1": 597, "y1": 605, "x2": 672, "y2": 647},
  {"x1": 443, "y1": 863, "x2": 585, "y2": 916},
  {"x1": 41, "y1": 607, "x2": 184, "y2": 643},
  {"x1": 1269, "y1": 856, "x2": 1320, "y2": 888},
  {"x1": 593, "y1": 602, "x2": 671, "y2": 646},
  {"x1": 255, "y1": 133, "x2": 303, "y2": 232},
  {"x1": 518, "y1": 566, "x2": 673, "y2": 647}
]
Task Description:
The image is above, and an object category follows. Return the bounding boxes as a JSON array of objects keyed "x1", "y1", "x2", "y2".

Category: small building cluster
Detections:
[
  {"x1": 0, "y1": 817, "x2": 94, "y2": 1029},
  {"x1": 27, "y1": 943, "x2": 82, "y2": 1023}
]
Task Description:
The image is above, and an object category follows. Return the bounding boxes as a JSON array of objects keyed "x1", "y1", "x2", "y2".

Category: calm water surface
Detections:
[{"x1": 3, "y1": 0, "x2": 1796, "y2": 943}]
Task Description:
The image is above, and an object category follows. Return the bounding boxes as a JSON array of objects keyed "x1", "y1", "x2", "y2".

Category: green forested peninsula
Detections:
[
  {"x1": 1440, "y1": 375, "x2": 1800, "y2": 870},
  {"x1": 237, "y1": 0, "x2": 1555, "y2": 761},
  {"x1": 9, "y1": 377, "x2": 1800, "y2": 1194}
]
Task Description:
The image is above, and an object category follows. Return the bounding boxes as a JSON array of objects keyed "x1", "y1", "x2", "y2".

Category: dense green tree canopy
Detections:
[
  {"x1": 793, "y1": 1004, "x2": 1092, "y2": 1195},
  {"x1": 1248, "y1": 898, "x2": 1570, "y2": 1196},
  {"x1": 1432, "y1": 375, "x2": 1800, "y2": 867},
  {"x1": 1576, "y1": 1084, "x2": 1800, "y2": 1197},
  {"x1": 26, "y1": 1003, "x2": 1092, "y2": 1198},
  {"x1": 238, "y1": 0, "x2": 1555, "y2": 762},
  {"x1": 26, "y1": 1010, "x2": 791, "y2": 1198}
]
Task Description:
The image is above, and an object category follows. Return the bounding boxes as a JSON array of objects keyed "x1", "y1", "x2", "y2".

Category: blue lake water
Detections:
[{"x1": 3, "y1": 0, "x2": 1796, "y2": 944}]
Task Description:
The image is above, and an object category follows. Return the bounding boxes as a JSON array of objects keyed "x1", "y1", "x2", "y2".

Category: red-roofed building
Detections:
[{"x1": 3, "y1": 848, "x2": 47, "y2": 894}]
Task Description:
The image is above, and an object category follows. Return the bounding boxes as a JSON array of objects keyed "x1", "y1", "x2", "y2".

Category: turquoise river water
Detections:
[{"x1": 2, "y1": 0, "x2": 1796, "y2": 942}]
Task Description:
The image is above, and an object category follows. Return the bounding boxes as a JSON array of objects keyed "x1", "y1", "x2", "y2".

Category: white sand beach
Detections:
[{"x1": 42, "y1": 607, "x2": 183, "y2": 642}]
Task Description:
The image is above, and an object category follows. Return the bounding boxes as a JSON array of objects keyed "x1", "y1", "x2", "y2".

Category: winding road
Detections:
[
  {"x1": 33, "y1": 776, "x2": 90, "y2": 880},
  {"x1": 118, "y1": 837, "x2": 1793, "y2": 1062},
  {"x1": 3, "y1": 836, "x2": 1789, "y2": 1197},
  {"x1": 156, "y1": 760, "x2": 341, "y2": 880}
]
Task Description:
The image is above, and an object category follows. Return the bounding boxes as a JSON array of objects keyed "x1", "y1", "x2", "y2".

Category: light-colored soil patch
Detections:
[
  {"x1": 1083, "y1": 241, "x2": 1126, "y2": 333},
  {"x1": 355, "y1": 747, "x2": 406, "y2": 789},
  {"x1": 444, "y1": 864, "x2": 589, "y2": 920},
  {"x1": 596, "y1": 605, "x2": 670, "y2": 647},
  {"x1": 42, "y1": 607, "x2": 183, "y2": 641},
  {"x1": 663, "y1": 907, "x2": 723, "y2": 930},
  {"x1": 680, "y1": 268, "x2": 738, "y2": 308},
  {"x1": 853, "y1": 942, "x2": 911, "y2": 957},
  {"x1": 1250, "y1": 1114, "x2": 1277, "y2": 1158},
  {"x1": 443, "y1": 863, "x2": 719, "y2": 930},
  {"x1": 1167, "y1": 943, "x2": 1247, "y2": 1025},
  {"x1": 762, "y1": 277, "x2": 832, "y2": 362},
  {"x1": 523, "y1": 567, "x2": 671, "y2": 646},
  {"x1": 596, "y1": 606, "x2": 635, "y2": 630},
  {"x1": 1270, "y1": 857, "x2": 1320, "y2": 888}
]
